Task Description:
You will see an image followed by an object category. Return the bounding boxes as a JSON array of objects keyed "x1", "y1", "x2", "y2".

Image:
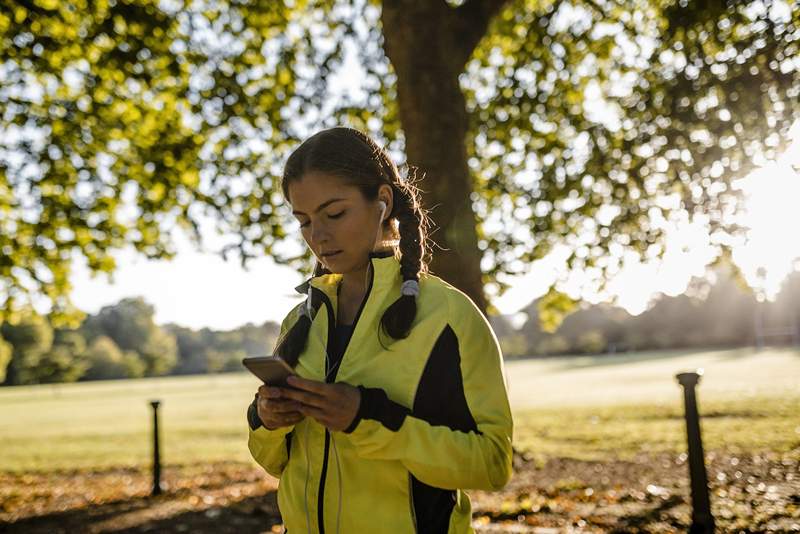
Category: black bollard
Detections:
[
  {"x1": 676, "y1": 371, "x2": 715, "y2": 534},
  {"x1": 150, "y1": 400, "x2": 162, "y2": 496}
]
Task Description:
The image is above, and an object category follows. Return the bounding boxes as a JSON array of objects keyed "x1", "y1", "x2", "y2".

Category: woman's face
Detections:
[{"x1": 288, "y1": 171, "x2": 392, "y2": 275}]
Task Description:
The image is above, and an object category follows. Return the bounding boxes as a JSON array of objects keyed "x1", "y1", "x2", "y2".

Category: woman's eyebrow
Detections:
[{"x1": 292, "y1": 197, "x2": 346, "y2": 216}]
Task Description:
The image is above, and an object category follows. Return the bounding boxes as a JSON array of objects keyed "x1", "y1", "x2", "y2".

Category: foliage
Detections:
[
  {"x1": 167, "y1": 321, "x2": 279, "y2": 375},
  {"x1": 575, "y1": 329, "x2": 606, "y2": 354},
  {"x1": 1, "y1": 0, "x2": 798, "y2": 326},
  {"x1": 0, "y1": 334, "x2": 11, "y2": 382},
  {"x1": 82, "y1": 335, "x2": 143, "y2": 380},
  {"x1": 510, "y1": 265, "x2": 800, "y2": 355},
  {"x1": 35, "y1": 328, "x2": 90, "y2": 383},
  {"x1": 0, "y1": 312, "x2": 54, "y2": 385},
  {"x1": 470, "y1": 0, "x2": 799, "y2": 296},
  {"x1": 81, "y1": 298, "x2": 177, "y2": 376},
  {"x1": 536, "y1": 287, "x2": 579, "y2": 333},
  {"x1": 0, "y1": 296, "x2": 281, "y2": 385}
]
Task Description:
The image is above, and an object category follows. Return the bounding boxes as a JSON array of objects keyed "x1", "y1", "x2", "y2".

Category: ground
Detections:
[{"x1": 1, "y1": 347, "x2": 799, "y2": 532}]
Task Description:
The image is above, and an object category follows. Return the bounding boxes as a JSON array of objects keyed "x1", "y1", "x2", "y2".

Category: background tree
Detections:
[
  {"x1": 82, "y1": 335, "x2": 144, "y2": 380},
  {"x1": 34, "y1": 327, "x2": 90, "y2": 383},
  {"x1": 0, "y1": 334, "x2": 12, "y2": 383},
  {"x1": 167, "y1": 321, "x2": 279, "y2": 375},
  {"x1": 1, "y1": 0, "x2": 798, "y2": 322},
  {"x1": 0, "y1": 312, "x2": 53, "y2": 385},
  {"x1": 81, "y1": 298, "x2": 177, "y2": 376}
]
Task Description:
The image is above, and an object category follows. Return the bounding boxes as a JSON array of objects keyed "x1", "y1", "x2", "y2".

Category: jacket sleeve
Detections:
[
  {"x1": 343, "y1": 294, "x2": 514, "y2": 491},
  {"x1": 247, "y1": 304, "x2": 302, "y2": 478}
]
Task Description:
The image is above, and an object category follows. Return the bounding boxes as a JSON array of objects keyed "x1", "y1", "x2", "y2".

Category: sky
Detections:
[{"x1": 67, "y1": 122, "x2": 800, "y2": 331}]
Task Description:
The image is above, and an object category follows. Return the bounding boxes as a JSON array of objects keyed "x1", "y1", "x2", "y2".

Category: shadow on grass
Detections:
[
  {"x1": 0, "y1": 490, "x2": 282, "y2": 534},
  {"x1": 609, "y1": 495, "x2": 685, "y2": 533}
]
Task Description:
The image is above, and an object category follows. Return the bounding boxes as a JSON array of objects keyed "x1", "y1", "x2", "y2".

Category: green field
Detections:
[{"x1": 1, "y1": 347, "x2": 798, "y2": 473}]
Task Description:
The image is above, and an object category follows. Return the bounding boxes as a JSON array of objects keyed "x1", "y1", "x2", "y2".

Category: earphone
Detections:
[{"x1": 378, "y1": 200, "x2": 387, "y2": 221}]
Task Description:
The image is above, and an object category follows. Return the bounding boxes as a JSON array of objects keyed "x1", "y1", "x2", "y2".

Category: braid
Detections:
[
  {"x1": 274, "y1": 304, "x2": 312, "y2": 368},
  {"x1": 380, "y1": 170, "x2": 431, "y2": 340},
  {"x1": 274, "y1": 260, "x2": 330, "y2": 366}
]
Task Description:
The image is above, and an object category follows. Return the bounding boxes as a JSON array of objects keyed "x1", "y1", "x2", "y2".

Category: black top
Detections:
[{"x1": 327, "y1": 322, "x2": 354, "y2": 376}]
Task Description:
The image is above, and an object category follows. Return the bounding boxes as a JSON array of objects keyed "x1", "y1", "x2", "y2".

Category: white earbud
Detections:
[{"x1": 378, "y1": 200, "x2": 387, "y2": 221}]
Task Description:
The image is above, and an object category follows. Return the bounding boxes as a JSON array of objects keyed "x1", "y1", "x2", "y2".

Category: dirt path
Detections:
[{"x1": 1, "y1": 450, "x2": 798, "y2": 533}]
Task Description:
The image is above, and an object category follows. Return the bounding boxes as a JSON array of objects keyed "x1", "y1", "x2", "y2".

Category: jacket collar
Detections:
[{"x1": 293, "y1": 250, "x2": 401, "y2": 302}]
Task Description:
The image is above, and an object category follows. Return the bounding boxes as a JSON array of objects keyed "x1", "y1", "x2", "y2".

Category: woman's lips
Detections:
[{"x1": 322, "y1": 250, "x2": 342, "y2": 259}]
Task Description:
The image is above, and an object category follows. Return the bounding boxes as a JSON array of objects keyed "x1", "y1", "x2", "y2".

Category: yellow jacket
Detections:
[{"x1": 247, "y1": 252, "x2": 513, "y2": 533}]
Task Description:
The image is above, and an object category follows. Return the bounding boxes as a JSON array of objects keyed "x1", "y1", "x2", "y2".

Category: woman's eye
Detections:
[{"x1": 298, "y1": 210, "x2": 344, "y2": 228}]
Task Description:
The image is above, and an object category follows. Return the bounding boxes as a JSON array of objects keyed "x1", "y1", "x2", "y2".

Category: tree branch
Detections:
[{"x1": 451, "y1": 0, "x2": 510, "y2": 66}]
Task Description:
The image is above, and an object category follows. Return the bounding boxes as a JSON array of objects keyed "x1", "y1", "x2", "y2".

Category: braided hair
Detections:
[{"x1": 274, "y1": 127, "x2": 431, "y2": 366}]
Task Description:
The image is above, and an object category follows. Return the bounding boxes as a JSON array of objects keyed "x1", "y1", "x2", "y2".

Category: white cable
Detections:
[{"x1": 364, "y1": 199, "x2": 387, "y2": 291}]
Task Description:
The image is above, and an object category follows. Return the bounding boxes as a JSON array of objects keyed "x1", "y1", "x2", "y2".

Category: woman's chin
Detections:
[{"x1": 322, "y1": 252, "x2": 345, "y2": 271}]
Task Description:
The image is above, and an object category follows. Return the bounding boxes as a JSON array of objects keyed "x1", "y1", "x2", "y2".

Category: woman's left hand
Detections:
[{"x1": 280, "y1": 376, "x2": 361, "y2": 432}]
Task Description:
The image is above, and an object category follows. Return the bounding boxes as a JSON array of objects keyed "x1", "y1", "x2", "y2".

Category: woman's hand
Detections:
[
  {"x1": 279, "y1": 376, "x2": 361, "y2": 432},
  {"x1": 256, "y1": 384, "x2": 305, "y2": 430}
]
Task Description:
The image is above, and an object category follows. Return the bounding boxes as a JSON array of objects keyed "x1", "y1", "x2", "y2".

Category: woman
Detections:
[{"x1": 247, "y1": 127, "x2": 513, "y2": 534}]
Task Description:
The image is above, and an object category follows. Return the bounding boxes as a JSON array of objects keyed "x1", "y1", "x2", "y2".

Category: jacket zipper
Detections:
[
  {"x1": 408, "y1": 474, "x2": 419, "y2": 533},
  {"x1": 313, "y1": 259, "x2": 377, "y2": 534}
]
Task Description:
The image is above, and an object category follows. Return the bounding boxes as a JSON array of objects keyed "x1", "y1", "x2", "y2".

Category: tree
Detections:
[
  {"x1": 167, "y1": 320, "x2": 279, "y2": 375},
  {"x1": 82, "y1": 335, "x2": 144, "y2": 380},
  {"x1": 34, "y1": 328, "x2": 90, "y2": 383},
  {"x1": 0, "y1": 334, "x2": 11, "y2": 383},
  {"x1": 0, "y1": 312, "x2": 54, "y2": 385},
  {"x1": 81, "y1": 298, "x2": 177, "y2": 376},
  {"x1": 1, "y1": 0, "x2": 798, "y2": 322}
]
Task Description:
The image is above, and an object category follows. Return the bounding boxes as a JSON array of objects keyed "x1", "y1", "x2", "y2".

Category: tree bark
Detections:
[{"x1": 381, "y1": 0, "x2": 507, "y2": 315}]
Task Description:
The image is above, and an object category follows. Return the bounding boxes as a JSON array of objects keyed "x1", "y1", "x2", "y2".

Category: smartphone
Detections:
[{"x1": 242, "y1": 356, "x2": 296, "y2": 386}]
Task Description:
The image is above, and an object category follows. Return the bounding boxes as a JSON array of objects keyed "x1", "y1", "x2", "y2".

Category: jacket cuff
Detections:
[
  {"x1": 344, "y1": 386, "x2": 410, "y2": 433},
  {"x1": 247, "y1": 395, "x2": 263, "y2": 431}
]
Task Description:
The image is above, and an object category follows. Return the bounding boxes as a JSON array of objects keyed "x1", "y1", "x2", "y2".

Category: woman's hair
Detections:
[{"x1": 274, "y1": 127, "x2": 431, "y2": 365}]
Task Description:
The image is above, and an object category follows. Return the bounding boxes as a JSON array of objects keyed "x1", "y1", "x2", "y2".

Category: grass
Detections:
[
  {"x1": 513, "y1": 394, "x2": 800, "y2": 460},
  {"x1": 1, "y1": 346, "x2": 798, "y2": 473},
  {"x1": 506, "y1": 346, "x2": 800, "y2": 460}
]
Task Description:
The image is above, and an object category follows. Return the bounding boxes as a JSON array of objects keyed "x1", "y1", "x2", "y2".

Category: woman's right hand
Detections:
[{"x1": 256, "y1": 384, "x2": 305, "y2": 430}]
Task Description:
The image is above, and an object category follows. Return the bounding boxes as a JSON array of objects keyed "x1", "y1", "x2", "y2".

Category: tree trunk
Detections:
[{"x1": 381, "y1": 1, "x2": 504, "y2": 314}]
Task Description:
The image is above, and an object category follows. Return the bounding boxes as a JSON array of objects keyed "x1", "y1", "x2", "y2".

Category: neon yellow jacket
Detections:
[{"x1": 247, "y1": 253, "x2": 513, "y2": 533}]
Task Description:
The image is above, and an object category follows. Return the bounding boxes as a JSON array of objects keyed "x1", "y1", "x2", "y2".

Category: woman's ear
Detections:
[{"x1": 377, "y1": 184, "x2": 393, "y2": 220}]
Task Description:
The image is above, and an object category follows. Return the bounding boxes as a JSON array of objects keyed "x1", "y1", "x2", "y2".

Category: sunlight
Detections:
[{"x1": 732, "y1": 121, "x2": 800, "y2": 300}]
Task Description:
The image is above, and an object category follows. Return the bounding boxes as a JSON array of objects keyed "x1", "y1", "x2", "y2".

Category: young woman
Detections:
[{"x1": 247, "y1": 127, "x2": 513, "y2": 534}]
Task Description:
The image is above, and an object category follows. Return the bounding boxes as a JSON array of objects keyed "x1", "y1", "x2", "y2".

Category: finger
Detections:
[
  {"x1": 258, "y1": 385, "x2": 281, "y2": 399},
  {"x1": 280, "y1": 387, "x2": 327, "y2": 408},
  {"x1": 258, "y1": 396, "x2": 295, "y2": 412},
  {"x1": 269, "y1": 399, "x2": 304, "y2": 413},
  {"x1": 286, "y1": 375, "x2": 329, "y2": 394},
  {"x1": 296, "y1": 403, "x2": 328, "y2": 424},
  {"x1": 284, "y1": 412, "x2": 305, "y2": 425}
]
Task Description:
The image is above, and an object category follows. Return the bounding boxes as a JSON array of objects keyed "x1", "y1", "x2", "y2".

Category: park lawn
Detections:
[
  {"x1": 0, "y1": 347, "x2": 798, "y2": 473},
  {"x1": 513, "y1": 393, "x2": 800, "y2": 461}
]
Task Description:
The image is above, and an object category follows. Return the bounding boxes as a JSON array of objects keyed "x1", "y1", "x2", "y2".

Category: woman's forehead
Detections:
[{"x1": 288, "y1": 171, "x2": 362, "y2": 209}]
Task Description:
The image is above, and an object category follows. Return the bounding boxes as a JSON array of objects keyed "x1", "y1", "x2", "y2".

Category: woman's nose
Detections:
[{"x1": 309, "y1": 220, "x2": 329, "y2": 244}]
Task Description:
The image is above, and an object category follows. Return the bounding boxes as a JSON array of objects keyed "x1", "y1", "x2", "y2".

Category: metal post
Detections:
[
  {"x1": 150, "y1": 400, "x2": 162, "y2": 496},
  {"x1": 676, "y1": 371, "x2": 715, "y2": 534}
]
